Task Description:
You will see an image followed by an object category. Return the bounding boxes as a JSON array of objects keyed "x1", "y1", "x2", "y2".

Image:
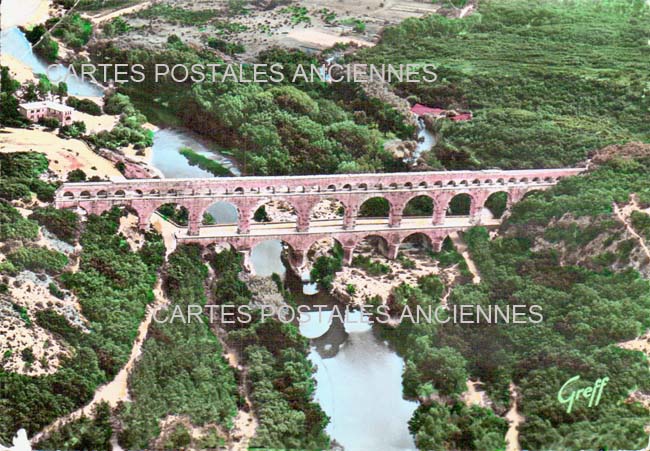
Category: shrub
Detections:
[
  {"x1": 29, "y1": 207, "x2": 80, "y2": 244},
  {"x1": 8, "y1": 246, "x2": 69, "y2": 274}
]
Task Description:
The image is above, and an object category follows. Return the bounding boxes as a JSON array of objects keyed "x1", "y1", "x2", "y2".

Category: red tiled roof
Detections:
[
  {"x1": 411, "y1": 103, "x2": 445, "y2": 116},
  {"x1": 411, "y1": 103, "x2": 473, "y2": 121}
]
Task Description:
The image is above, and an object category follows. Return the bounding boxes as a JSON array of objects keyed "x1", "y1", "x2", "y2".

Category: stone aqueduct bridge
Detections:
[{"x1": 55, "y1": 168, "x2": 583, "y2": 269}]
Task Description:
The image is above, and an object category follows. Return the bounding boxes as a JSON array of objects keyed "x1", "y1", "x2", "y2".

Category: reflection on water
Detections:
[
  {"x1": 308, "y1": 310, "x2": 418, "y2": 451},
  {"x1": 206, "y1": 201, "x2": 238, "y2": 224},
  {"x1": 250, "y1": 240, "x2": 286, "y2": 279},
  {"x1": 151, "y1": 128, "x2": 240, "y2": 178},
  {"x1": 1, "y1": 27, "x2": 104, "y2": 97}
]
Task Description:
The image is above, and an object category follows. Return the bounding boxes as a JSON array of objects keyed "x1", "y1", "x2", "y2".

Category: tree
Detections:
[
  {"x1": 56, "y1": 82, "x2": 68, "y2": 101},
  {"x1": 67, "y1": 169, "x2": 87, "y2": 182}
]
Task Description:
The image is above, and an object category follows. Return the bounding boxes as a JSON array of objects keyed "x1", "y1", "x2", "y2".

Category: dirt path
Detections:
[
  {"x1": 30, "y1": 281, "x2": 168, "y2": 445},
  {"x1": 461, "y1": 380, "x2": 489, "y2": 408},
  {"x1": 613, "y1": 199, "x2": 650, "y2": 261},
  {"x1": 450, "y1": 231, "x2": 481, "y2": 284},
  {"x1": 505, "y1": 383, "x2": 523, "y2": 451},
  {"x1": 87, "y1": 1, "x2": 151, "y2": 24}
]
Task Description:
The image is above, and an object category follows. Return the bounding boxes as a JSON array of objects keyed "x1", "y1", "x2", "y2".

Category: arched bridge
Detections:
[{"x1": 55, "y1": 168, "x2": 584, "y2": 269}]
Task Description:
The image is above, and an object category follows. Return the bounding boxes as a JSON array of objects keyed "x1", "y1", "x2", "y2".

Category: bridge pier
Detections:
[
  {"x1": 342, "y1": 246, "x2": 355, "y2": 266},
  {"x1": 387, "y1": 243, "x2": 399, "y2": 260},
  {"x1": 238, "y1": 217, "x2": 250, "y2": 235},
  {"x1": 389, "y1": 213, "x2": 402, "y2": 228},
  {"x1": 239, "y1": 248, "x2": 253, "y2": 273},
  {"x1": 296, "y1": 215, "x2": 310, "y2": 233},
  {"x1": 433, "y1": 205, "x2": 446, "y2": 225}
]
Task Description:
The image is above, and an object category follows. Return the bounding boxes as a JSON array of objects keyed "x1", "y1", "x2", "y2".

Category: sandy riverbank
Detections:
[
  {"x1": 0, "y1": 127, "x2": 123, "y2": 180},
  {"x1": 1, "y1": 0, "x2": 51, "y2": 29},
  {"x1": 0, "y1": 54, "x2": 37, "y2": 84}
]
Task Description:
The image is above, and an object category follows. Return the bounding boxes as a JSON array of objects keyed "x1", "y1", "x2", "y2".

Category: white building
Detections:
[{"x1": 18, "y1": 101, "x2": 74, "y2": 126}]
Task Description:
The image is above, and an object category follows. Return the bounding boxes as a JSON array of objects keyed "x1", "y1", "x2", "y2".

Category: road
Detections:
[{"x1": 171, "y1": 214, "x2": 500, "y2": 238}]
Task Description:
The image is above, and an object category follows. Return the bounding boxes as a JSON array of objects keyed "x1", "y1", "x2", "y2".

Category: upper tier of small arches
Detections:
[{"x1": 60, "y1": 176, "x2": 561, "y2": 200}]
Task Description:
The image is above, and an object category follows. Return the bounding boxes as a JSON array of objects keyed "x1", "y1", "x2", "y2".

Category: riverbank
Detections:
[{"x1": 0, "y1": 127, "x2": 124, "y2": 180}]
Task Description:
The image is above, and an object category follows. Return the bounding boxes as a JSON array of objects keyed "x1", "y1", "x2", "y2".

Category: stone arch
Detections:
[
  {"x1": 342, "y1": 184, "x2": 352, "y2": 191},
  {"x1": 234, "y1": 187, "x2": 245, "y2": 194},
  {"x1": 149, "y1": 189, "x2": 160, "y2": 196},
  {"x1": 250, "y1": 239, "x2": 295, "y2": 277},
  {"x1": 404, "y1": 182, "x2": 413, "y2": 189},
  {"x1": 154, "y1": 202, "x2": 190, "y2": 227},
  {"x1": 484, "y1": 191, "x2": 509, "y2": 219},
  {"x1": 399, "y1": 231, "x2": 434, "y2": 255},
  {"x1": 419, "y1": 181, "x2": 428, "y2": 189},
  {"x1": 389, "y1": 182, "x2": 399, "y2": 190},
  {"x1": 80, "y1": 190, "x2": 92, "y2": 199},
  {"x1": 203, "y1": 201, "x2": 240, "y2": 226},
  {"x1": 114, "y1": 190, "x2": 126, "y2": 197},
  {"x1": 358, "y1": 183, "x2": 368, "y2": 191},
  {"x1": 97, "y1": 190, "x2": 108, "y2": 198},
  {"x1": 522, "y1": 189, "x2": 545, "y2": 200},
  {"x1": 309, "y1": 197, "x2": 346, "y2": 226},
  {"x1": 306, "y1": 236, "x2": 344, "y2": 264},
  {"x1": 358, "y1": 195, "x2": 391, "y2": 219},
  {"x1": 447, "y1": 193, "x2": 473, "y2": 216},
  {"x1": 353, "y1": 234, "x2": 392, "y2": 261},
  {"x1": 327, "y1": 184, "x2": 337, "y2": 191},
  {"x1": 63, "y1": 191, "x2": 74, "y2": 199},
  {"x1": 134, "y1": 189, "x2": 143, "y2": 197},
  {"x1": 402, "y1": 194, "x2": 435, "y2": 217},
  {"x1": 251, "y1": 198, "x2": 297, "y2": 225}
]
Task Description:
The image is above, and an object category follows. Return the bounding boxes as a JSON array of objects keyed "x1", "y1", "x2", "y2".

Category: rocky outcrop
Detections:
[{"x1": 384, "y1": 138, "x2": 417, "y2": 160}]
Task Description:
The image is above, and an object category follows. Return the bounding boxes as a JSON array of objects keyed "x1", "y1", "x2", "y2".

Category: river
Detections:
[{"x1": 4, "y1": 21, "x2": 418, "y2": 451}]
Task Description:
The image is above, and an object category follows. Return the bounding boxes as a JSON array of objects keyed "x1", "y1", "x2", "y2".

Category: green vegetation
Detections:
[
  {"x1": 59, "y1": 121, "x2": 87, "y2": 138},
  {"x1": 358, "y1": 0, "x2": 650, "y2": 169},
  {"x1": 7, "y1": 246, "x2": 68, "y2": 274},
  {"x1": 1, "y1": 208, "x2": 163, "y2": 443},
  {"x1": 0, "y1": 152, "x2": 56, "y2": 202},
  {"x1": 1, "y1": 67, "x2": 27, "y2": 127},
  {"x1": 280, "y1": 6, "x2": 311, "y2": 24},
  {"x1": 206, "y1": 37, "x2": 245, "y2": 55},
  {"x1": 156, "y1": 203, "x2": 189, "y2": 226},
  {"x1": 23, "y1": 25, "x2": 59, "y2": 62},
  {"x1": 36, "y1": 403, "x2": 113, "y2": 451},
  {"x1": 117, "y1": 245, "x2": 239, "y2": 449},
  {"x1": 66, "y1": 97, "x2": 102, "y2": 116},
  {"x1": 102, "y1": 17, "x2": 131, "y2": 37},
  {"x1": 179, "y1": 147, "x2": 231, "y2": 176},
  {"x1": 93, "y1": 44, "x2": 409, "y2": 175},
  {"x1": 352, "y1": 254, "x2": 391, "y2": 276},
  {"x1": 630, "y1": 210, "x2": 650, "y2": 241},
  {"x1": 211, "y1": 250, "x2": 330, "y2": 449},
  {"x1": 380, "y1": 152, "x2": 650, "y2": 449},
  {"x1": 310, "y1": 242, "x2": 343, "y2": 289},
  {"x1": 134, "y1": 5, "x2": 220, "y2": 25},
  {"x1": 77, "y1": 0, "x2": 138, "y2": 11},
  {"x1": 88, "y1": 93, "x2": 153, "y2": 149},
  {"x1": 29, "y1": 207, "x2": 81, "y2": 244},
  {"x1": 50, "y1": 14, "x2": 93, "y2": 49},
  {"x1": 0, "y1": 201, "x2": 39, "y2": 242}
]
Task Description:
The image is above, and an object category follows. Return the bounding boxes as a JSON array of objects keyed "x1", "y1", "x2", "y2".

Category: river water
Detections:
[{"x1": 4, "y1": 23, "x2": 418, "y2": 451}]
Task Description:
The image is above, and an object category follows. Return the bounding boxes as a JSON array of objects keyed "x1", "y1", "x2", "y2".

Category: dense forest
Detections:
[
  {"x1": 358, "y1": 0, "x2": 650, "y2": 169},
  {"x1": 88, "y1": 41, "x2": 412, "y2": 176},
  {"x1": 379, "y1": 145, "x2": 650, "y2": 449},
  {"x1": 0, "y1": 160, "x2": 164, "y2": 443}
]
